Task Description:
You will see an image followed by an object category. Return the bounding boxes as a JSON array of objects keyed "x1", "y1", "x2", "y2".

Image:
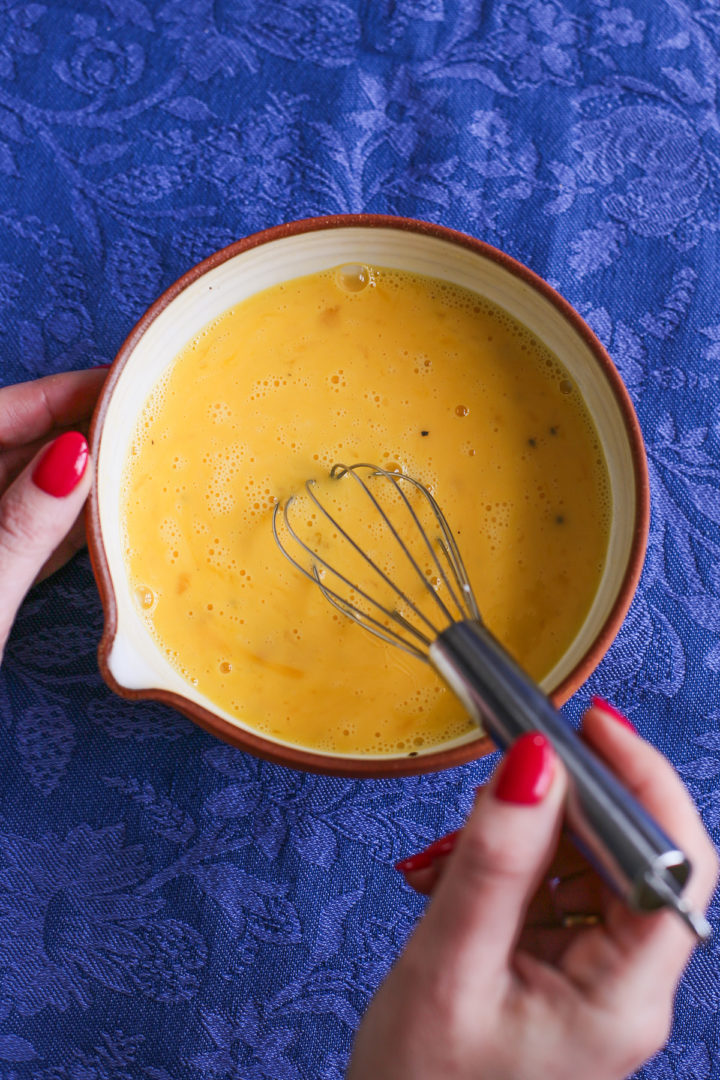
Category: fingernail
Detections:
[
  {"x1": 395, "y1": 829, "x2": 460, "y2": 873},
  {"x1": 494, "y1": 732, "x2": 555, "y2": 805},
  {"x1": 395, "y1": 851, "x2": 433, "y2": 873},
  {"x1": 591, "y1": 696, "x2": 636, "y2": 733},
  {"x1": 426, "y1": 830, "x2": 460, "y2": 857},
  {"x1": 32, "y1": 432, "x2": 89, "y2": 497}
]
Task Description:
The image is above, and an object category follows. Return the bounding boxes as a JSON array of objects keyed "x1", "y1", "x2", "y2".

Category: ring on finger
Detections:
[{"x1": 560, "y1": 913, "x2": 602, "y2": 929}]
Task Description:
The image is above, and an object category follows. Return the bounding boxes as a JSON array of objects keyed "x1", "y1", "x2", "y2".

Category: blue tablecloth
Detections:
[{"x1": 0, "y1": 2, "x2": 719, "y2": 1076}]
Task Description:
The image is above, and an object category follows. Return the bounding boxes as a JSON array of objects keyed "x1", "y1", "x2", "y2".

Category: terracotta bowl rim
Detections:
[{"x1": 86, "y1": 212, "x2": 649, "y2": 778}]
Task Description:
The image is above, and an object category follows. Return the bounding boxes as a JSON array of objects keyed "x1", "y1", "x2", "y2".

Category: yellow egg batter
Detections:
[{"x1": 122, "y1": 265, "x2": 610, "y2": 757}]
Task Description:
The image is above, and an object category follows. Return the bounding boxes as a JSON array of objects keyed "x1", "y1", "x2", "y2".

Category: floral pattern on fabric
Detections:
[{"x1": 0, "y1": 2, "x2": 719, "y2": 1076}]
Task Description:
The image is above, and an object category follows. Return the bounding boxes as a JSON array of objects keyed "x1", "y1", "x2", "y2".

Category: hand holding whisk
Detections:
[{"x1": 273, "y1": 462, "x2": 710, "y2": 942}]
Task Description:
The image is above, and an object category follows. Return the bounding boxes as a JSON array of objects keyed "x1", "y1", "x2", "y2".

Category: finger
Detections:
[
  {"x1": 0, "y1": 443, "x2": 39, "y2": 490},
  {"x1": 560, "y1": 704, "x2": 718, "y2": 1006},
  {"x1": 551, "y1": 872, "x2": 606, "y2": 922},
  {"x1": 396, "y1": 830, "x2": 460, "y2": 894},
  {"x1": 402, "y1": 864, "x2": 439, "y2": 895},
  {"x1": 0, "y1": 417, "x2": 95, "y2": 491},
  {"x1": 551, "y1": 828, "x2": 595, "y2": 879},
  {"x1": 34, "y1": 510, "x2": 87, "y2": 584},
  {"x1": 409, "y1": 733, "x2": 567, "y2": 986},
  {"x1": 403, "y1": 819, "x2": 590, "y2": 882},
  {"x1": 523, "y1": 868, "x2": 604, "y2": 929},
  {"x1": 517, "y1": 925, "x2": 589, "y2": 967},
  {"x1": 402, "y1": 819, "x2": 599, "y2": 925},
  {"x1": 584, "y1": 704, "x2": 718, "y2": 927},
  {"x1": 0, "y1": 369, "x2": 107, "y2": 450},
  {"x1": 0, "y1": 432, "x2": 90, "y2": 659},
  {"x1": 402, "y1": 839, "x2": 604, "y2": 921}
]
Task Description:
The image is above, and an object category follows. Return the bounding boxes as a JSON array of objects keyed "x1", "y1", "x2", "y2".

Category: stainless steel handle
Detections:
[{"x1": 430, "y1": 619, "x2": 710, "y2": 939}]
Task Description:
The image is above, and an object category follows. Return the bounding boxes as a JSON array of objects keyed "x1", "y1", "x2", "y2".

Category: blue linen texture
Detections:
[{"x1": 0, "y1": 1, "x2": 718, "y2": 1076}]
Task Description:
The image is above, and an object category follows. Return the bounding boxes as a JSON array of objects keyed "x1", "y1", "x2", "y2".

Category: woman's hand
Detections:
[
  {"x1": 0, "y1": 368, "x2": 107, "y2": 661},
  {"x1": 348, "y1": 704, "x2": 718, "y2": 1080}
]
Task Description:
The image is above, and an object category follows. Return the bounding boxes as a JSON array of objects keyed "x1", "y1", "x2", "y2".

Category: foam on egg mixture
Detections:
[{"x1": 122, "y1": 265, "x2": 610, "y2": 757}]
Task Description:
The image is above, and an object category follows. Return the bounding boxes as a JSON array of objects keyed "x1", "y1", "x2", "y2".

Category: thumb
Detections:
[
  {"x1": 0, "y1": 431, "x2": 90, "y2": 659},
  {"x1": 411, "y1": 733, "x2": 567, "y2": 987}
]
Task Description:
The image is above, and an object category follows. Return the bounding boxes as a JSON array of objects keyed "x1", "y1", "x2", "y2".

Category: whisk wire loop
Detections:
[
  {"x1": 356, "y1": 466, "x2": 472, "y2": 624},
  {"x1": 375, "y1": 467, "x2": 481, "y2": 622},
  {"x1": 272, "y1": 463, "x2": 481, "y2": 659},
  {"x1": 312, "y1": 568, "x2": 429, "y2": 660},
  {"x1": 321, "y1": 466, "x2": 450, "y2": 635},
  {"x1": 272, "y1": 490, "x2": 434, "y2": 657}
]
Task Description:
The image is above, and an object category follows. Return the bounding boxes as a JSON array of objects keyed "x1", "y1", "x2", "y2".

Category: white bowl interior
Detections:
[{"x1": 97, "y1": 227, "x2": 636, "y2": 759}]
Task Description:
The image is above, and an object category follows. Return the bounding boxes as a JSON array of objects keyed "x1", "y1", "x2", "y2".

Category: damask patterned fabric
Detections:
[{"x1": 0, "y1": 1, "x2": 718, "y2": 1076}]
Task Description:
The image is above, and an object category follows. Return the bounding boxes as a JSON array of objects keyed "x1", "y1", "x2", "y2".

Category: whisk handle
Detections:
[{"x1": 430, "y1": 619, "x2": 707, "y2": 935}]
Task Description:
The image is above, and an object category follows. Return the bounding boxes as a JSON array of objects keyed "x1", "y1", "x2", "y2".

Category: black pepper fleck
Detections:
[
  {"x1": 528, "y1": 437, "x2": 537, "y2": 448},
  {"x1": 421, "y1": 430, "x2": 429, "y2": 437},
  {"x1": 555, "y1": 514, "x2": 565, "y2": 524},
  {"x1": 408, "y1": 751, "x2": 418, "y2": 757},
  {"x1": 549, "y1": 426, "x2": 558, "y2": 436}
]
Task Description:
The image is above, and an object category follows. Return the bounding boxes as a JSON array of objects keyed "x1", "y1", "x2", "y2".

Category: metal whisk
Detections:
[{"x1": 273, "y1": 463, "x2": 710, "y2": 942}]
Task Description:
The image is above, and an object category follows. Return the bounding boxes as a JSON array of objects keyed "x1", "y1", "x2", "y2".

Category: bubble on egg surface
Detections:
[
  {"x1": 336, "y1": 264, "x2": 372, "y2": 293},
  {"x1": 135, "y1": 585, "x2": 155, "y2": 610}
]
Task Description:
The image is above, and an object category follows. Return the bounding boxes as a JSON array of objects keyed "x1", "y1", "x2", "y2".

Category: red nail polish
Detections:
[
  {"x1": 494, "y1": 732, "x2": 555, "y2": 805},
  {"x1": 396, "y1": 829, "x2": 460, "y2": 872},
  {"x1": 97, "y1": 363, "x2": 112, "y2": 369},
  {"x1": 591, "y1": 696, "x2": 636, "y2": 733},
  {"x1": 428, "y1": 830, "x2": 459, "y2": 857},
  {"x1": 32, "y1": 432, "x2": 89, "y2": 497},
  {"x1": 425, "y1": 829, "x2": 459, "y2": 855},
  {"x1": 395, "y1": 850, "x2": 434, "y2": 873}
]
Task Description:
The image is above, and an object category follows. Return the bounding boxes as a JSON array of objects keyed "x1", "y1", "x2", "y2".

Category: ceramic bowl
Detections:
[{"x1": 87, "y1": 214, "x2": 649, "y2": 777}]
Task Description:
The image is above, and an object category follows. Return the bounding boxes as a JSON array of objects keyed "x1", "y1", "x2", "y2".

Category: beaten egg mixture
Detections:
[{"x1": 122, "y1": 265, "x2": 610, "y2": 756}]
